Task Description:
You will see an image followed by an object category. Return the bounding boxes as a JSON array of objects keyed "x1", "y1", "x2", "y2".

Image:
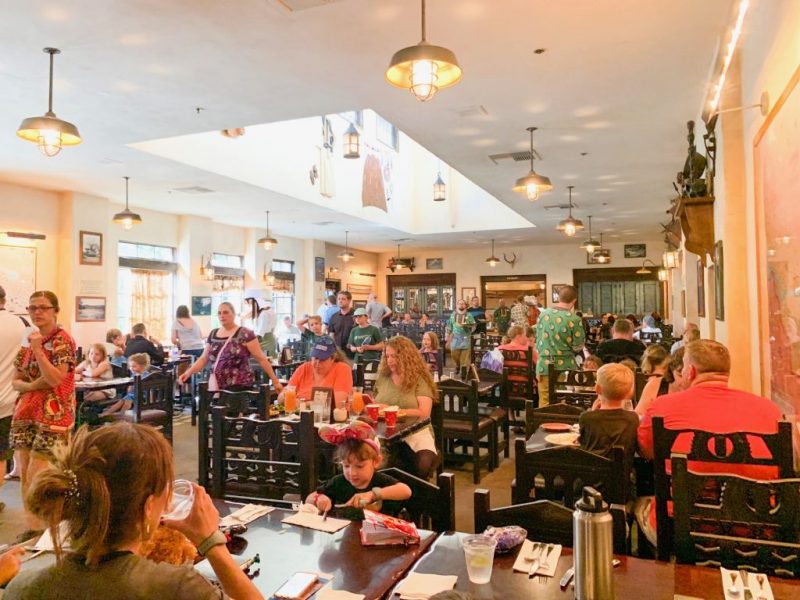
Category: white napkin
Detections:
[
  {"x1": 720, "y1": 567, "x2": 774, "y2": 600},
  {"x1": 512, "y1": 540, "x2": 563, "y2": 576},
  {"x1": 219, "y1": 503, "x2": 274, "y2": 527},
  {"x1": 316, "y1": 588, "x2": 365, "y2": 600},
  {"x1": 281, "y1": 505, "x2": 350, "y2": 533},
  {"x1": 395, "y1": 572, "x2": 457, "y2": 600},
  {"x1": 34, "y1": 523, "x2": 71, "y2": 551}
]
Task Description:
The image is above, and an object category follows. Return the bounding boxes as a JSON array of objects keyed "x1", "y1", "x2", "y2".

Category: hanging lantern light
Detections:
[
  {"x1": 556, "y1": 186, "x2": 584, "y2": 237},
  {"x1": 338, "y1": 231, "x2": 355, "y2": 263},
  {"x1": 201, "y1": 254, "x2": 215, "y2": 281},
  {"x1": 17, "y1": 48, "x2": 82, "y2": 156},
  {"x1": 658, "y1": 268, "x2": 669, "y2": 282},
  {"x1": 111, "y1": 177, "x2": 142, "y2": 230},
  {"x1": 262, "y1": 263, "x2": 275, "y2": 285},
  {"x1": 662, "y1": 248, "x2": 680, "y2": 269},
  {"x1": 513, "y1": 127, "x2": 553, "y2": 201},
  {"x1": 385, "y1": 0, "x2": 462, "y2": 102},
  {"x1": 257, "y1": 211, "x2": 278, "y2": 250},
  {"x1": 433, "y1": 171, "x2": 446, "y2": 201},
  {"x1": 343, "y1": 122, "x2": 360, "y2": 159},
  {"x1": 580, "y1": 215, "x2": 601, "y2": 253},
  {"x1": 485, "y1": 239, "x2": 500, "y2": 267}
]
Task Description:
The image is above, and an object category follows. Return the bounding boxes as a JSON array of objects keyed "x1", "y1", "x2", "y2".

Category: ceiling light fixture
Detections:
[
  {"x1": 257, "y1": 211, "x2": 278, "y2": 250},
  {"x1": 658, "y1": 268, "x2": 669, "y2": 282},
  {"x1": 201, "y1": 254, "x2": 215, "y2": 281},
  {"x1": 580, "y1": 215, "x2": 600, "y2": 253},
  {"x1": 593, "y1": 233, "x2": 609, "y2": 263},
  {"x1": 111, "y1": 177, "x2": 142, "y2": 230},
  {"x1": 17, "y1": 47, "x2": 82, "y2": 157},
  {"x1": 557, "y1": 185, "x2": 584, "y2": 237},
  {"x1": 636, "y1": 259, "x2": 659, "y2": 275},
  {"x1": 343, "y1": 122, "x2": 360, "y2": 159},
  {"x1": 338, "y1": 231, "x2": 355, "y2": 263},
  {"x1": 485, "y1": 239, "x2": 499, "y2": 267},
  {"x1": 433, "y1": 163, "x2": 446, "y2": 201},
  {"x1": 385, "y1": 0, "x2": 462, "y2": 102},
  {"x1": 512, "y1": 127, "x2": 553, "y2": 201}
]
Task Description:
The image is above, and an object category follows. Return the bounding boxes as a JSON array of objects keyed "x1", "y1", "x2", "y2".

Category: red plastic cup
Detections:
[
  {"x1": 365, "y1": 403, "x2": 380, "y2": 421},
  {"x1": 384, "y1": 406, "x2": 398, "y2": 427}
]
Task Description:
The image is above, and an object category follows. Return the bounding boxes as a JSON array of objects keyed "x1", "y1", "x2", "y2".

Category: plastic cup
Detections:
[
  {"x1": 365, "y1": 403, "x2": 380, "y2": 421},
  {"x1": 462, "y1": 534, "x2": 496, "y2": 584},
  {"x1": 384, "y1": 406, "x2": 398, "y2": 427},
  {"x1": 284, "y1": 386, "x2": 297, "y2": 413},
  {"x1": 162, "y1": 479, "x2": 194, "y2": 521}
]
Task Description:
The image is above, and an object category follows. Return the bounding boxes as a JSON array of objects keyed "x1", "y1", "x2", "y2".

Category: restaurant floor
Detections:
[{"x1": 0, "y1": 412, "x2": 518, "y2": 545}]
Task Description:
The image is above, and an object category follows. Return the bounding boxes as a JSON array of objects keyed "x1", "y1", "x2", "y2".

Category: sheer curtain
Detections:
[{"x1": 130, "y1": 269, "x2": 171, "y2": 342}]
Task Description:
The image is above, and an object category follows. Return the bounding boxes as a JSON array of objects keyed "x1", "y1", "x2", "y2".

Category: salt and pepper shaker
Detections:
[{"x1": 573, "y1": 486, "x2": 614, "y2": 600}]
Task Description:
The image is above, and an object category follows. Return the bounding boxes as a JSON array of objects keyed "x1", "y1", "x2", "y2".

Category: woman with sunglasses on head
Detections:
[
  {"x1": 10, "y1": 291, "x2": 77, "y2": 543},
  {"x1": 178, "y1": 302, "x2": 282, "y2": 393}
]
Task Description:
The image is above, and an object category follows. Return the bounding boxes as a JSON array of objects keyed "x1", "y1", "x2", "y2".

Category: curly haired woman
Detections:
[{"x1": 374, "y1": 336, "x2": 439, "y2": 479}]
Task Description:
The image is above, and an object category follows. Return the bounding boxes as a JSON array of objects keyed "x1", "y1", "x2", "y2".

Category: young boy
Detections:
[
  {"x1": 101, "y1": 353, "x2": 154, "y2": 417},
  {"x1": 578, "y1": 363, "x2": 639, "y2": 466},
  {"x1": 347, "y1": 308, "x2": 384, "y2": 364},
  {"x1": 297, "y1": 314, "x2": 325, "y2": 357}
]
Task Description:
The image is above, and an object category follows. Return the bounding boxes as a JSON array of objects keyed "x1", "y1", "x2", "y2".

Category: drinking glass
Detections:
[
  {"x1": 351, "y1": 386, "x2": 364, "y2": 415},
  {"x1": 162, "y1": 479, "x2": 194, "y2": 521},
  {"x1": 462, "y1": 534, "x2": 497, "y2": 584},
  {"x1": 284, "y1": 385, "x2": 297, "y2": 413}
]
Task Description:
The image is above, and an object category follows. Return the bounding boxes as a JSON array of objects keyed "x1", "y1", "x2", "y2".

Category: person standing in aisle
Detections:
[
  {"x1": 510, "y1": 295, "x2": 529, "y2": 328},
  {"x1": 492, "y1": 298, "x2": 511, "y2": 335},
  {"x1": 0, "y1": 286, "x2": 26, "y2": 510},
  {"x1": 365, "y1": 293, "x2": 392, "y2": 328},
  {"x1": 447, "y1": 299, "x2": 475, "y2": 370},
  {"x1": 245, "y1": 297, "x2": 277, "y2": 357},
  {"x1": 467, "y1": 296, "x2": 487, "y2": 335},
  {"x1": 329, "y1": 291, "x2": 356, "y2": 359}
]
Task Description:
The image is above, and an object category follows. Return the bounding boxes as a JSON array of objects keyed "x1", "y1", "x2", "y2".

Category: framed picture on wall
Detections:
[
  {"x1": 79, "y1": 231, "x2": 103, "y2": 266},
  {"x1": 696, "y1": 259, "x2": 706, "y2": 317},
  {"x1": 714, "y1": 240, "x2": 724, "y2": 321},
  {"x1": 461, "y1": 287, "x2": 476, "y2": 301},
  {"x1": 191, "y1": 296, "x2": 212, "y2": 316},
  {"x1": 314, "y1": 257, "x2": 325, "y2": 282},
  {"x1": 426, "y1": 258, "x2": 443, "y2": 270},
  {"x1": 624, "y1": 244, "x2": 646, "y2": 258},
  {"x1": 552, "y1": 284, "x2": 568, "y2": 304},
  {"x1": 75, "y1": 296, "x2": 106, "y2": 322}
]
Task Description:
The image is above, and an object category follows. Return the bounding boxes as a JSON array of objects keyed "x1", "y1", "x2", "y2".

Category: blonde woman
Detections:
[
  {"x1": 374, "y1": 336, "x2": 439, "y2": 478},
  {"x1": 635, "y1": 344, "x2": 672, "y2": 417}
]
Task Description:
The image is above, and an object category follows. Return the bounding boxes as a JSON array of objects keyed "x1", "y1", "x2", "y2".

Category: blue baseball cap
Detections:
[{"x1": 310, "y1": 337, "x2": 337, "y2": 360}]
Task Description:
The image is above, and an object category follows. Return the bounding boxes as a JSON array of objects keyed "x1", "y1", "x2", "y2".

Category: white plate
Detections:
[{"x1": 544, "y1": 432, "x2": 579, "y2": 446}]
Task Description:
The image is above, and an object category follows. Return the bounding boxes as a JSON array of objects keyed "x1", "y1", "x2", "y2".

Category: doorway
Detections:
[{"x1": 480, "y1": 274, "x2": 548, "y2": 311}]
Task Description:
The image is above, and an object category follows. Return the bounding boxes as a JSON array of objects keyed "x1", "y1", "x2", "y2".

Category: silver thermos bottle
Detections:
[{"x1": 573, "y1": 486, "x2": 614, "y2": 600}]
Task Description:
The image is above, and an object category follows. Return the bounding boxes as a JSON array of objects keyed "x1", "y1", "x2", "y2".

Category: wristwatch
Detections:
[{"x1": 197, "y1": 529, "x2": 228, "y2": 556}]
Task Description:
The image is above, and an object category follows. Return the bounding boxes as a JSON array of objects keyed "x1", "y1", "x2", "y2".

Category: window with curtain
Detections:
[
  {"x1": 117, "y1": 268, "x2": 173, "y2": 342},
  {"x1": 271, "y1": 259, "x2": 295, "y2": 323},
  {"x1": 211, "y1": 274, "x2": 244, "y2": 329}
]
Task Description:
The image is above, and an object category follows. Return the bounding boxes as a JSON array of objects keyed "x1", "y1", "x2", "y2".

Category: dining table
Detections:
[
  {"x1": 526, "y1": 424, "x2": 578, "y2": 452},
  {"x1": 388, "y1": 531, "x2": 800, "y2": 599},
  {"x1": 73, "y1": 376, "x2": 133, "y2": 428}
]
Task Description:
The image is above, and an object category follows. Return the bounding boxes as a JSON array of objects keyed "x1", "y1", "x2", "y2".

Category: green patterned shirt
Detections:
[{"x1": 534, "y1": 307, "x2": 585, "y2": 375}]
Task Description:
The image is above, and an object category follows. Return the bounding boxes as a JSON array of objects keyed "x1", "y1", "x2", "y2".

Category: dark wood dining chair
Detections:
[
  {"x1": 211, "y1": 407, "x2": 316, "y2": 508},
  {"x1": 672, "y1": 454, "x2": 800, "y2": 577},
  {"x1": 524, "y1": 401, "x2": 583, "y2": 438},
  {"x1": 501, "y1": 348, "x2": 536, "y2": 414},
  {"x1": 547, "y1": 365, "x2": 597, "y2": 410},
  {"x1": 379, "y1": 467, "x2": 455, "y2": 532},
  {"x1": 111, "y1": 371, "x2": 174, "y2": 444},
  {"x1": 474, "y1": 488, "x2": 628, "y2": 554},
  {"x1": 651, "y1": 416, "x2": 794, "y2": 562}
]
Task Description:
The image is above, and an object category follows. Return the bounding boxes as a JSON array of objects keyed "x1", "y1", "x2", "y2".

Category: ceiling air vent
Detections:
[
  {"x1": 274, "y1": 0, "x2": 342, "y2": 12},
  {"x1": 172, "y1": 186, "x2": 215, "y2": 194},
  {"x1": 451, "y1": 105, "x2": 489, "y2": 118},
  {"x1": 488, "y1": 149, "x2": 542, "y2": 164}
]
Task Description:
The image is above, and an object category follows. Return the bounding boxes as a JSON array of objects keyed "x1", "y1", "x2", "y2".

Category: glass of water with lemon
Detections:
[{"x1": 462, "y1": 534, "x2": 497, "y2": 584}]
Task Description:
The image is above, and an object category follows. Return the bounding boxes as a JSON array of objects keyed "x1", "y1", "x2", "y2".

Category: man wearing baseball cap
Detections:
[
  {"x1": 347, "y1": 308, "x2": 384, "y2": 364},
  {"x1": 281, "y1": 336, "x2": 353, "y2": 407}
]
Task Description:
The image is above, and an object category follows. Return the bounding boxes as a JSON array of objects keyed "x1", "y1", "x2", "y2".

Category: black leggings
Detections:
[{"x1": 395, "y1": 443, "x2": 440, "y2": 480}]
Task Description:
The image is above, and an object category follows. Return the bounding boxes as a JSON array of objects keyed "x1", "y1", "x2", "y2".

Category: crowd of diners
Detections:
[{"x1": 0, "y1": 283, "x2": 789, "y2": 597}]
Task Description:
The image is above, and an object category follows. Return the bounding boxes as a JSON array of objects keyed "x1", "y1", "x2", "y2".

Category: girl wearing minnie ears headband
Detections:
[{"x1": 307, "y1": 420, "x2": 411, "y2": 518}]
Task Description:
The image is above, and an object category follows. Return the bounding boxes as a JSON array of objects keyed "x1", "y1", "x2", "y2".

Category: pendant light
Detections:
[
  {"x1": 557, "y1": 186, "x2": 584, "y2": 237},
  {"x1": 257, "y1": 211, "x2": 278, "y2": 250},
  {"x1": 343, "y1": 122, "x2": 360, "y2": 159},
  {"x1": 512, "y1": 127, "x2": 553, "y2": 201},
  {"x1": 594, "y1": 233, "x2": 608, "y2": 263},
  {"x1": 17, "y1": 48, "x2": 82, "y2": 156},
  {"x1": 580, "y1": 215, "x2": 601, "y2": 253},
  {"x1": 201, "y1": 254, "x2": 215, "y2": 281},
  {"x1": 385, "y1": 0, "x2": 463, "y2": 102},
  {"x1": 485, "y1": 239, "x2": 499, "y2": 267},
  {"x1": 112, "y1": 177, "x2": 142, "y2": 230},
  {"x1": 338, "y1": 231, "x2": 355, "y2": 262},
  {"x1": 433, "y1": 171, "x2": 446, "y2": 202},
  {"x1": 394, "y1": 243, "x2": 406, "y2": 270}
]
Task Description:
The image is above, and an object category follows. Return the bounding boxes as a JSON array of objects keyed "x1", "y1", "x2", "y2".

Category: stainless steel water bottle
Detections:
[{"x1": 573, "y1": 486, "x2": 614, "y2": 600}]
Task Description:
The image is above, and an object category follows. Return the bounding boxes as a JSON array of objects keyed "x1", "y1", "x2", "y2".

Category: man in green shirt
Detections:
[
  {"x1": 492, "y1": 299, "x2": 511, "y2": 335},
  {"x1": 535, "y1": 284, "x2": 585, "y2": 406},
  {"x1": 348, "y1": 308, "x2": 385, "y2": 364}
]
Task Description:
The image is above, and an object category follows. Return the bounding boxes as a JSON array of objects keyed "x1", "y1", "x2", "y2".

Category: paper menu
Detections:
[{"x1": 281, "y1": 511, "x2": 350, "y2": 533}]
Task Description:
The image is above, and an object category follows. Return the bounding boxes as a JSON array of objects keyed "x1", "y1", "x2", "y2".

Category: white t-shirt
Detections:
[
  {"x1": 0, "y1": 309, "x2": 26, "y2": 418},
  {"x1": 255, "y1": 309, "x2": 277, "y2": 337}
]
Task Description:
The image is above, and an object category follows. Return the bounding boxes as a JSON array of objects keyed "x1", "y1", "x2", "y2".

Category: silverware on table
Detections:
[
  {"x1": 740, "y1": 570, "x2": 753, "y2": 600},
  {"x1": 526, "y1": 543, "x2": 543, "y2": 579},
  {"x1": 727, "y1": 571, "x2": 741, "y2": 597},
  {"x1": 559, "y1": 566, "x2": 575, "y2": 589},
  {"x1": 538, "y1": 544, "x2": 556, "y2": 583}
]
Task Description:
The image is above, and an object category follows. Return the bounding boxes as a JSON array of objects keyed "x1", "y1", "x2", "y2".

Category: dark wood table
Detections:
[
  {"x1": 526, "y1": 425, "x2": 577, "y2": 451},
  {"x1": 74, "y1": 376, "x2": 133, "y2": 428},
  {"x1": 216, "y1": 504, "x2": 436, "y2": 600},
  {"x1": 439, "y1": 377, "x2": 500, "y2": 397},
  {"x1": 388, "y1": 531, "x2": 800, "y2": 599}
]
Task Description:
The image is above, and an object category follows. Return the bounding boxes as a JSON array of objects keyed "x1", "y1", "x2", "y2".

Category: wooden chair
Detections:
[
  {"x1": 211, "y1": 407, "x2": 316, "y2": 507},
  {"x1": 513, "y1": 438, "x2": 628, "y2": 507},
  {"x1": 112, "y1": 372, "x2": 174, "y2": 443},
  {"x1": 652, "y1": 416, "x2": 794, "y2": 562},
  {"x1": 379, "y1": 468, "x2": 455, "y2": 532},
  {"x1": 474, "y1": 488, "x2": 628, "y2": 554},
  {"x1": 548, "y1": 365, "x2": 596, "y2": 410},
  {"x1": 438, "y1": 380, "x2": 496, "y2": 484},
  {"x1": 362, "y1": 360, "x2": 380, "y2": 392},
  {"x1": 501, "y1": 349, "x2": 536, "y2": 418},
  {"x1": 525, "y1": 401, "x2": 583, "y2": 439},
  {"x1": 672, "y1": 454, "x2": 800, "y2": 577},
  {"x1": 111, "y1": 361, "x2": 129, "y2": 378},
  {"x1": 638, "y1": 331, "x2": 663, "y2": 345}
]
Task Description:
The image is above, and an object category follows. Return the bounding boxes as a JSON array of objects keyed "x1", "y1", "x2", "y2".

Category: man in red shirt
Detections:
[{"x1": 636, "y1": 339, "x2": 783, "y2": 544}]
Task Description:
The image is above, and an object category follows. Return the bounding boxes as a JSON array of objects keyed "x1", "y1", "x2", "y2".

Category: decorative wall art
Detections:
[
  {"x1": 587, "y1": 249, "x2": 611, "y2": 264},
  {"x1": 314, "y1": 257, "x2": 325, "y2": 282},
  {"x1": 624, "y1": 244, "x2": 647, "y2": 259},
  {"x1": 191, "y1": 296, "x2": 212, "y2": 316},
  {"x1": 0, "y1": 245, "x2": 36, "y2": 316},
  {"x1": 552, "y1": 284, "x2": 568, "y2": 304},
  {"x1": 75, "y1": 296, "x2": 106, "y2": 322},
  {"x1": 79, "y1": 231, "x2": 103, "y2": 266},
  {"x1": 461, "y1": 287, "x2": 476, "y2": 301},
  {"x1": 426, "y1": 258, "x2": 443, "y2": 270},
  {"x1": 696, "y1": 259, "x2": 706, "y2": 318}
]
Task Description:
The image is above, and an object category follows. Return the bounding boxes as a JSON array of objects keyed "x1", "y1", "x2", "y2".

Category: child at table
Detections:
[
  {"x1": 75, "y1": 343, "x2": 115, "y2": 401},
  {"x1": 419, "y1": 331, "x2": 440, "y2": 375},
  {"x1": 101, "y1": 352, "x2": 154, "y2": 417},
  {"x1": 307, "y1": 420, "x2": 411, "y2": 519},
  {"x1": 579, "y1": 363, "x2": 639, "y2": 468}
]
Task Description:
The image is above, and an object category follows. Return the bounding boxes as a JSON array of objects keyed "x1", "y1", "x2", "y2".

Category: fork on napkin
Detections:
[
  {"x1": 394, "y1": 572, "x2": 458, "y2": 600},
  {"x1": 512, "y1": 540, "x2": 563, "y2": 578},
  {"x1": 219, "y1": 504, "x2": 274, "y2": 527}
]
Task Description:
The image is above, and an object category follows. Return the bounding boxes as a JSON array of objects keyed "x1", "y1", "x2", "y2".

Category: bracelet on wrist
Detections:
[{"x1": 196, "y1": 529, "x2": 227, "y2": 557}]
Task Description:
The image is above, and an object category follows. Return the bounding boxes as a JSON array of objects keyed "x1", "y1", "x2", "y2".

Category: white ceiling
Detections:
[{"x1": 0, "y1": 0, "x2": 733, "y2": 252}]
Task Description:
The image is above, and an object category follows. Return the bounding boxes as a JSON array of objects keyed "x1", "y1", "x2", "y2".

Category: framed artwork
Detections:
[
  {"x1": 191, "y1": 296, "x2": 212, "y2": 316},
  {"x1": 461, "y1": 287, "x2": 476, "y2": 301},
  {"x1": 426, "y1": 258, "x2": 443, "y2": 270},
  {"x1": 552, "y1": 284, "x2": 568, "y2": 304},
  {"x1": 346, "y1": 283, "x2": 372, "y2": 295},
  {"x1": 587, "y1": 249, "x2": 611, "y2": 264},
  {"x1": 714, "y1": 240, "x2": 724, "y2": 321},
  {"x1": 314, "y1": 257, "x2": 325, "y2": 282},
  {"x1": 696, "y1": 259, "x2": 705, "y2": 317},
  {"x1": 75, "y1": 296, "x2": 106, "y2": 322},
  {"x1": 624, "y1": 244, "x2": 647, "y2": 259},
  {"x1": 79, "y1": 231, "x2": 103, "y2": 266},
  {"x1": 0, "y1": 245, "x2": 36, "y2": 316}
]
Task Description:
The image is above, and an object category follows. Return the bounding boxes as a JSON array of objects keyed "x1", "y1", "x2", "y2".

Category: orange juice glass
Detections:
[
  {"x1": 284, "y1": 386, "x2": 297, "y2": 413},
  {"x1": 351, "y1": 387, "x2": 364, "y2": 415}
]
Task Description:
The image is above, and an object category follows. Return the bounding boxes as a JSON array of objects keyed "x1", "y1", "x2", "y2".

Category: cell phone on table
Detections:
[{"x1": 273, "y1": 572, "x2": 319, "y2": 600}]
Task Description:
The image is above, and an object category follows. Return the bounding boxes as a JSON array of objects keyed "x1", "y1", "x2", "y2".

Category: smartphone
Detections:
[{"x1": 273, "y1": 572, "x2": 319, "y2": 600}]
